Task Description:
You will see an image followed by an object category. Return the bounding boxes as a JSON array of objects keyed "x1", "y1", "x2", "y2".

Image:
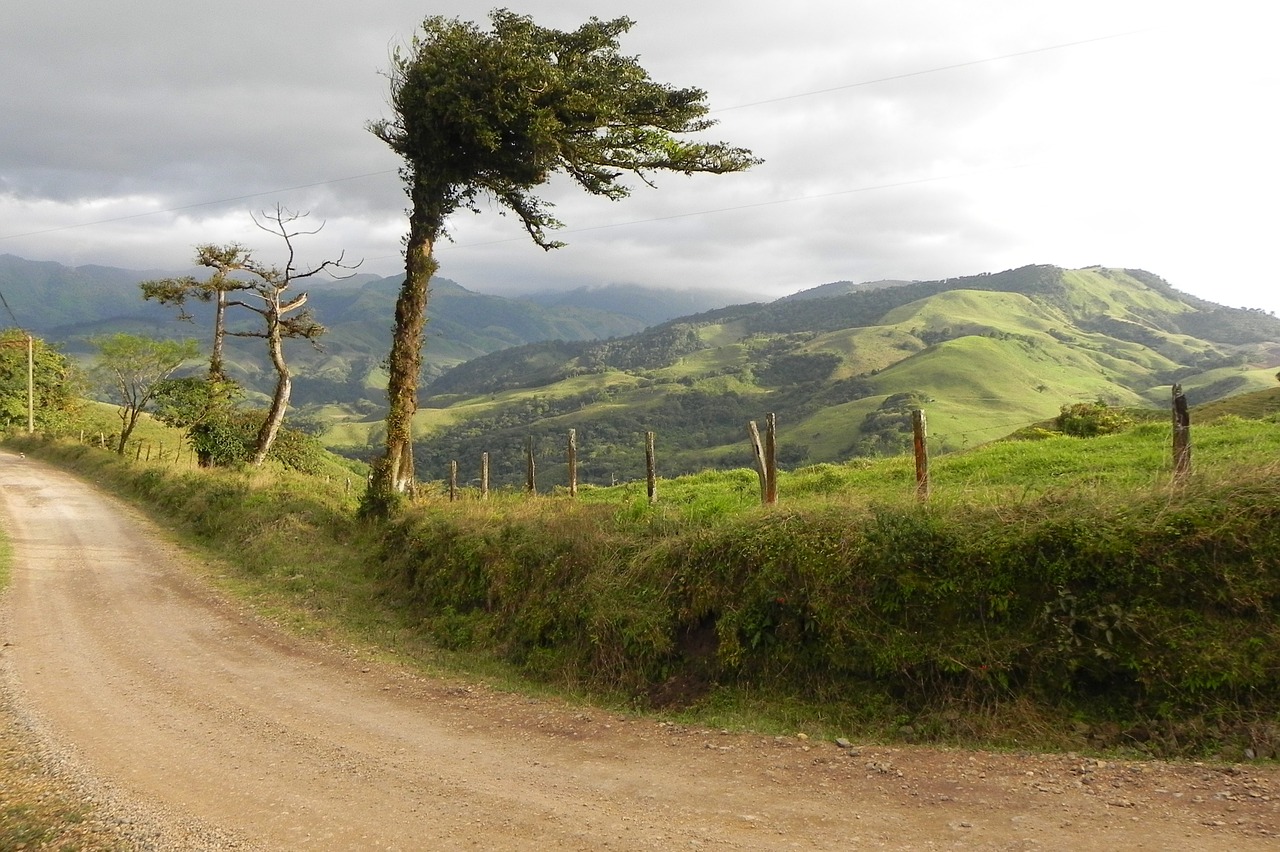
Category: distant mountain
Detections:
[
  {"x1": 520, "y1": 282, "x2": 759, "y2": 326},
  {"x1": 780, "y1": 278, "x2": 916, "y2": 301},
  {"x1": 0, "y1": 254, "x2": 750, "y2": 413},
  {"x1": 394, "y1": 265, "x2": 1280, "y2": 487}
]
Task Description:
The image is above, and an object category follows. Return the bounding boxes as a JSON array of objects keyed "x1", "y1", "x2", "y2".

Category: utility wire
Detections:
[
  {"x1": 713, "y1": 29, "x2": 1152, "y2": 113},
  {"x1": 0, "y1": 290, "x2": 21, "y2": 327}
]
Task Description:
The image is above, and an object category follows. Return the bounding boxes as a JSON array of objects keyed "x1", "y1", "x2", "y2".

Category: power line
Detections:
[
  {"x1": 0, "y1": 289, "x2": 21, "y2": 327},
  {"x1": 713, "y1": 29, "x2": 1152, "y2": 113}
]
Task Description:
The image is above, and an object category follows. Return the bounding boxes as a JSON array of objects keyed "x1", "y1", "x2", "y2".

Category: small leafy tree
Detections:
[
  {"x1": 151, "y1": 375, "x2": 242, "y2": 466},
  {"x1": 0, "y1": 329, "x2": 83, "y2": 434},
  {"x1": 91, "y1": 334, "x2": 199, "y2": 453},
  {"x1": 364, "y1": 9, "x2": 760, "y2": 510}
]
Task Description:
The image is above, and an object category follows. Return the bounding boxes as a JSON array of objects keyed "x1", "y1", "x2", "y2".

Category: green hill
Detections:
[{"x1": 393, "y1": 265, "x2": 1280, "y2": 485}]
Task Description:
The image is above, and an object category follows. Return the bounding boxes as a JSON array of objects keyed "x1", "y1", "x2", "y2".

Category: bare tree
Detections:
[{"x1": 226, "y1": 206, "x2": 358, "y2": 464}]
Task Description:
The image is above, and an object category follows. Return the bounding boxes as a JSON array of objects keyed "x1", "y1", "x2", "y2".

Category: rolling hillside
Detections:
[{"x1": 386, "y1": 265, "x2": 1280, "y2": 486}]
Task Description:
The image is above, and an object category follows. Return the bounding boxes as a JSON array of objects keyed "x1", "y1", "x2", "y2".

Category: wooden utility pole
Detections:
[
  {"x1": 525, "y1": 437, "x2": 537, "y2": 495},
  {"x1": 567, "y1": 428, "x2": 578, "y2": 497},
  {"x1": 26, "y1": 334, "x2": 34, "y2": 434},
  {"x1": 645, "y1": 431, "x2": 657, "y2": 505},
  {"x1": 912, "y1": 409, "x2": 930, "y2": 502},
  {"x1": 1172, "y1": 383, "x2": 1191, "y2": 484}
]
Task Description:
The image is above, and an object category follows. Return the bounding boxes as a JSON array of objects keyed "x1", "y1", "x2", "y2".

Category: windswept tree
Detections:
[
  {"x1": 141, "y1": 244, "x2": 256, "y2": 383},
  {"x1": 92, "y1": 333, "x2": 199, "y2": 454},
  {"x1": 365, "y1": 9, "x2": 760, "y2": 510}
]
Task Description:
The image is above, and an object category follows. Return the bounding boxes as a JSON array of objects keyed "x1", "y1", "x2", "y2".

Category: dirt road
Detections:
[{"x1": 0, "y1": 453, "x2": 1276, "y2": 850}]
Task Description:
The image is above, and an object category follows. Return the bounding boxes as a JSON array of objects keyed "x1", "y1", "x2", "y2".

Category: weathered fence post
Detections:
[
  {"x1": 1172, "y1": 383, "x2": 1191, "y2": 484},
  {"x1": 526, "y1": 436, "x2": 537, "y2": 495},
  {"x1": 135, "y1": 442, "x2": 142, "y2": 461},
  {"x1": 763, "y1": 412, "x2": 778, "y2": 505},
  {"x1": 449, "y1": 460, "x2": 458, "y2": 502},
  {"x1": 912, "y1": 409, "x2": 930, "y2": 502},
  {"x1": 481, "y1": 452, "x2": 490, "y2": 500},
  {"x1": 567, "y1": 428, "x2": 578, "y2": 497},
  {"x1": 645, "y1": 431, "x2": 657, "y2": 505},
  {"x1": 748, "y1": 420, "x2": 767, "y2": 503}
]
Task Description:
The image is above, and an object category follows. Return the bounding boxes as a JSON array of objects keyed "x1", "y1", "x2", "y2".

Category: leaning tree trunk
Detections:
[
  {"x1": 251, "y1": 322, "x2": 290, "y2": 466},
  {"x1": 210, "y1": 289, "x2": 229, "y2": 382},
  {"x1": 367, "y1": 193, "x2": 440, "y2": 509}
]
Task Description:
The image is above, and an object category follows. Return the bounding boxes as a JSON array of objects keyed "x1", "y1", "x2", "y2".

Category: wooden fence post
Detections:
[
  {"x1": 135, "y1": 442, "x2": 142, "y2": 461},
  {"x1": 449, "y1": 460, "x2": 458, "y2": 502},
  {"x1": 481, "y1": 452, "x2": 489, "y2": 500},
  {"x1": 763, "y1": 413, "x2": 778, "y2": 505},
  {"x1": 1172, "y1": 383, "x2": 1191, "y2": 484},
  {"x1": 912, "y1": 409, "x2": 930, "y2": 502},
  {"x1": 645, "y1": 431, "x2": 657, "y2": 505},
  {"x1": 747, "y1": 420, "x2": 767, "y2": 503},
  {"x1": 526, "y1": 437, "x2": 537, "y2": 496},
  {"x1": 567, "y1": 428, "x2": 578, "y2": 497}
]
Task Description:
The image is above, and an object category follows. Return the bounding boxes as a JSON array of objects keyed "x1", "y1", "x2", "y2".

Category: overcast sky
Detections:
[{"x1": 1, "y1": 1, "x2": 1276, "y2": 314}]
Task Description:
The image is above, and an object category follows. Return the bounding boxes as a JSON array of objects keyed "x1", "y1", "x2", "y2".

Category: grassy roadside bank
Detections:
[{"x1": 5, "y1": 419, "x2": 1280, "y2": 767}]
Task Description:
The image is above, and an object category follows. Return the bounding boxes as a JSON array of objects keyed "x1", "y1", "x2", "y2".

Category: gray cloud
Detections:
[{"x1": 2, "y1": 1, "x2": 1276, "y2": 315}]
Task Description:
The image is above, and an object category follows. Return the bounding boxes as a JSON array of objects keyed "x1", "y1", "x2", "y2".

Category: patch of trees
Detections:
[
  {"x1": 850, "y1": 392, "x2": 928, "y2": 457},
  {"x1": 1077, "y1": 316, "x2": 1168, "y2": 350},
  {"x1": 1055, "y1": 401, "x2": 1133, "y2": 437},
  {"x1": 426, "y1": 325, "x2": 708, "y2": 397},
  {"x1": 755, "y1": 351, "x2": 843, "y2": 387},
  {"x1": 1175, "y1": 306, "x2": 1280, "y2": 345}
]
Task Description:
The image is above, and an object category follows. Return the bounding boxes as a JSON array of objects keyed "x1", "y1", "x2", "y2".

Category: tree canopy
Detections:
[
  {"x1": 91, "y1": 333, "x2": 199, "y2": 454},
  {"x1": 370, "y1": 10, "x2": 760, "y2": 248},
  {"x1": 364, "y1": 9, "x2": 760, "y2": 509}
]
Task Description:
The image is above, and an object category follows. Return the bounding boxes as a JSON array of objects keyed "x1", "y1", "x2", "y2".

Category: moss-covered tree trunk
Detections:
[
  {"x1": 369, "y1": 193, "x2": 441, "y2": 507},
  {"x1": 210, "y1": 288, "x2": 229, "y2": 383}
]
